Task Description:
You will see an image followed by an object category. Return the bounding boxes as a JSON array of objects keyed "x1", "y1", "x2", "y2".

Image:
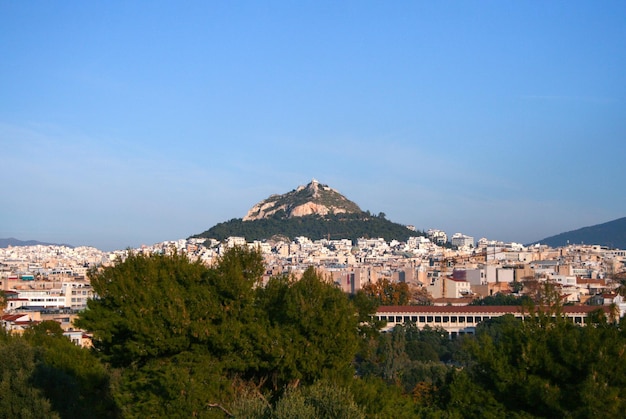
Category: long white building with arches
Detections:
[{"x1": 375, "y1": 305, "x2": 610, "y2": 337}]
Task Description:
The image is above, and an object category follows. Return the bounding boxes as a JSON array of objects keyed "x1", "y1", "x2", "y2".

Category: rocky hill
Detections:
[
  {"x1": 193, "y1": 180, "x2": 421, "y2": 242},
  {"x1": 243, "y1": 179, "x2": 361, "y2": 221},
  {"x1": 531, "y1": 217, "x2": 626, "y2": 249}
]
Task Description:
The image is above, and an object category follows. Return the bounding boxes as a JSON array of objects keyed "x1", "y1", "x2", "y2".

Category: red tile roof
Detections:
[{"x1": 377, "y1": 305, "x2": 609, "y2": 314}]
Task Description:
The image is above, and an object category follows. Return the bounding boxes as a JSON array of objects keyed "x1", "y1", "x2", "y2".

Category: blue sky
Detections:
[{"x1": 2, "y1": 1, "x2": 625, "y2": 251}]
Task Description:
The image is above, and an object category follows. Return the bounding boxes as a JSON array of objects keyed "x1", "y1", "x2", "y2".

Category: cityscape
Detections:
[
  {"x1": 2, "y1": 1, "x2": 626, "y2": 416},
  {"x1": 3, "y1": 229, "x2": 625, "y2": 340}
]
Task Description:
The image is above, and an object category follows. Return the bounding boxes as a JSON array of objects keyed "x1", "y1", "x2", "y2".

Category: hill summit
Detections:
[
  {"x1": 193, "y1": 179, "x2": 419, "y2": 242},
  {"x1": 243, "y1": 179, "x2": 361, "y2": 221}
]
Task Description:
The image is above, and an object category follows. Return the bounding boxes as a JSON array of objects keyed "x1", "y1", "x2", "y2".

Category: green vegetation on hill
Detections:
[
  {"x1": 192, "y1": 212, "x2": 421, "y2": 242},
  {"x1": 531, "y1": 216, "x2": 626, "y2": 249}
]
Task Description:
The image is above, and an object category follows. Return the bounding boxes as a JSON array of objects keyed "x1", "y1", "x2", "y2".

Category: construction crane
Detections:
[
  {"x1": 435, "y1": 250, "x2": 454, "y2": 299},
  {"x1": 437, "y1": 250, "x2": 487, "y2": 298}
]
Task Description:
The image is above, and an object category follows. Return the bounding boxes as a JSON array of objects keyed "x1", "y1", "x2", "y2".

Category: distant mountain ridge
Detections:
[
  {"x1": 193, "y1": 180, "x2": 421, "y2": 242},
  {"x1": 0, "y1": 237, "x2": 73, "y2": 248},
  {"x1": 531, "y1": 217, "x2": 626, "y2": 249}
]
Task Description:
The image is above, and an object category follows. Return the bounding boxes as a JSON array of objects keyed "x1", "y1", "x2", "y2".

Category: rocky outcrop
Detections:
[{"x1": 243, "y1": 179, "x2": 361, "y2": 221}]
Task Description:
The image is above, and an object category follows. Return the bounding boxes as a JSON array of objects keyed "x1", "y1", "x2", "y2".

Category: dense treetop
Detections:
[
  {"x1": 76, "y1": 247, "x2": 367, "y2": 417},
  {"x1": 192, "y1": 212, "x2": 421, "y2": 243},
  {"x1": 2, "y1": 247, "x2": 626, "y2": 417}
]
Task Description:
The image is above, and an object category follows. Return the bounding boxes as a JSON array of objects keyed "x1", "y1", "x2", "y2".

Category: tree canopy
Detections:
[
  {"x1": 76, "y1": 247, "x2": 367, "y2": 416},
  {"x1": 361, "y1": 277, "x2": 411, "y2": 306},
  {"x1": 3, "y1": 247, "x2": 626, "y2": 417},
  {"x1": 192, "y1": 212, "x2": 422, "y2": 242}
]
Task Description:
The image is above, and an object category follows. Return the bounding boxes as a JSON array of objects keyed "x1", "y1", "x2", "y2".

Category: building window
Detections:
[
  {"x1": 443, "y1": 316, "x2": 449, "y2": 323},
  {"x1": 475, "y1": 316, "x2": 482, "y2": 322},
  {"x1": 459, "y1": 316, "x2": 465, "y2": 322},
  {"x1": 396, "y1": 316, "x2": 402, "y2": 323},
  {"x1": 451, "y1": 316, "x2": 457, "y2": 323},
  {"x1": 427, "y1": 316, "x2": 433, "y2": 323},
  {"x1": 435, "y1": 316, "x2": 442, "y2": 323},
  {"x1": 467, "y1": 316, "x2": 473, "y2": 323},
  {"x1": 419, "y1": 316, "x2": 426, "y2": 323}
]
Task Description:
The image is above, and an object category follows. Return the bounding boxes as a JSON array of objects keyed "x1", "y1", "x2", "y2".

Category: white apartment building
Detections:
[
  {"x1": 225, "y1": 237, "x2": 247, "y2": 248},
  {"x1": 4, "y1": 282, "x2": 93, "y2": 311},
  {"x1": 61, "y1": 282, "x2": 94, "y2": 310},
  {"x1": 10, "y1": 289, "x2": 67, "y2": 309},
  {"x1": 451, "y1": 233, "x2": 474, "y2": 249},
  {"x1": 427, "y1": 229, "x2": 448, "y2": 246}
]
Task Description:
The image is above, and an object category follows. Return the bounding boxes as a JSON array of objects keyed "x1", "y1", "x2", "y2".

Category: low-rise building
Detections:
[{"x1": 375, "y1": 305, "x2": 610, "y2": 337}]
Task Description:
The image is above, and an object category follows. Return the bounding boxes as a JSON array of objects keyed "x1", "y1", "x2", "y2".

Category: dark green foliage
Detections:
[
  {"x1": 351, "y1": 290, "x2": 384, "y2": 341},
  {"x1": 76, "y1": 251, "x2": 212, "y2": 367},
  {"x1": 457, "y1": 311, "x2": 626, "y2": 417},
  {"x1": 256, "y1": 267, "x2": 361, "y2": 387},
  {"x1": 113, "y1": 351, "x2": 231, "y2": 418},
  {"x1": 0, "y1": 339, "x2": 59, "y2": 419},
  {"x1": 404, "y1": 324, "x2": 455, "y2": 364},
  {"x1": 76, "y1": 247, "x2": 368, "y2": 415},
  {"x1": 436, "y1": 369, "x2": 512, "y2": 419},
  {"x1": 192, "y1": 213, "x2": 421, "y2": 242},
  {"x1": 0, "y1": 326, "x2": 116, "y2": 419},
  {"x1": 356, "y1": 322, "x2": 456, "y2": 399},
  {"x1": 349, "y1": 376, "x2": 419, "y2": 419},
  {"x1": 77, "y1": 247, "x2": 268, "y2": 413},
  {"x1": 23, "y1": 322, "x2": 119, "y2": 418}
]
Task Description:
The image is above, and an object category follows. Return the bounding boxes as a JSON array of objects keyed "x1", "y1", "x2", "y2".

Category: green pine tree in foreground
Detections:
[{"x1": 0, "y1": 247, "x2": 625, "y2": 418}]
